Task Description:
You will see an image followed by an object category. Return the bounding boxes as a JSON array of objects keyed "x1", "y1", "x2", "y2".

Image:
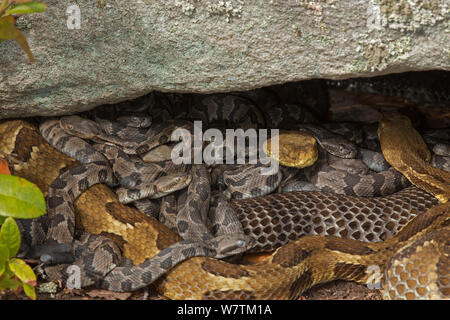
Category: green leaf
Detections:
[
  {"x1": 10, "y1": 26, "x2": 35, "y2": 62},
  {"x1": 0, "y1": 242, "x2": 8, "y2": 276},
  {"x1": 5, "y1": 2, "x2": 47, "y2": 15},
  {"x1": 0, "y1": 16, "x2": 35, "y2": 62},
  {"x1": 0, "y1": 216, "x2": 5, "y2": 225},
  {"x1": 0, "y1": 217, "x2": 21, "y2": 258},
  {"x1": 8, "y1": 258, "x2": 36, "y2": 285},
  {"x1": 0, "y1": 274, "x2": 21, "y2": 291},
  {"x1": 2, "y1": 264, "x2": 13, "y2": 277},
  {"x1": 22, "y1": 282, "x2": 36, "y2": 300},
  {"x1": 0, "y1": 16, "x2": 18, "y2": 40},
  {"x1": 0, "y1": 174, "x2": 46, "y2": 219}
]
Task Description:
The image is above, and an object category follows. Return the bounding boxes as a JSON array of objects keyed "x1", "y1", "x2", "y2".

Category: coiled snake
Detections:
[{"x1": 1, "y1": 118, "x2": 448, "y2": 299}]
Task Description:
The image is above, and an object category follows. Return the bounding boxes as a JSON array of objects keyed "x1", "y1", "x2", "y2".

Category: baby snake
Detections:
[
  {"x1": 1, "y1": 119, "x2": 448, "y2": 299},
  {"x1": 58, "y1": 113, "x2": 416, "y2": 200}
]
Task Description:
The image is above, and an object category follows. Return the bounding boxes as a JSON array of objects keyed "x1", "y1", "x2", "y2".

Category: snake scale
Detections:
[
  {"x1": 1, "y1": 119, "x2": 449, "y2": 299},
  {"x1": 378, "y1": 112, "x2": 450, "y2": 203}
]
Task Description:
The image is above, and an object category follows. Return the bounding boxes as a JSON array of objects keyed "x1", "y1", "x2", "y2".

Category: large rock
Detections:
[{"x1": 0, "y1": 0, "x2": 449, "y2": 119}]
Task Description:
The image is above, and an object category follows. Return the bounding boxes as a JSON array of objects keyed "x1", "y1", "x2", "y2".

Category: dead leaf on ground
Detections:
[
  {"x1": 0, "y1": 158, "x2": 11, "y2": 175},
  {"x1": 85, "y1": 289, "x2": 132, "y2": 300}
]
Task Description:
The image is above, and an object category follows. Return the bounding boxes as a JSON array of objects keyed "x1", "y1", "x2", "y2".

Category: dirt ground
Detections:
[{"x1": 0, "y1": 277, "x2": 382, "y2": 300}]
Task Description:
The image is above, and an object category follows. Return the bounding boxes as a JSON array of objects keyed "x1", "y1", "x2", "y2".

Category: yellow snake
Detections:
[
  {"x1": 378, "y1": 111, "x2": 450, "y2": 203},
  {"x1": 263, "y1": 131, "x2": 318, "y2": 168},
  {"x1": 1, "y1": 120, "x2": 448, "y2": 299}
]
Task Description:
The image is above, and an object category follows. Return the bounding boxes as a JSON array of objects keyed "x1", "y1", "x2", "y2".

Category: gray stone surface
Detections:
[{"x1": 0, "y1": 0, "x2": 449, "y2": 119}]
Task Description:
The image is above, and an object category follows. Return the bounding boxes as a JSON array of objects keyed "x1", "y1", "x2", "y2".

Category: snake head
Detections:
[
  {"x1": 153, "y1": 172, "x2": 193, "y2": 197},
  {"x1": 211, "y1": 234, "x2": 256, "y2": 258},
  {"x1": 60, "y1": 115, "x2": 102, "y2": 139},
  {"x1": 117, "y1": 113, "x2": 152, "y2": 129},
  {"x1": 328, "y1": 158, "x2": 369, "y2": 175},
  {"x1": 322, "y1": 137, "x2": 358, "y2": 159},
  {"x1": 28, "y1": 243, "x2": 74, "y2": 265},
  {"x1": 141, "y1": 144, "x2": 174, "y2": 162},
  {"x1": 378, "y1": 111, "x2": 414, "y2": 132}
]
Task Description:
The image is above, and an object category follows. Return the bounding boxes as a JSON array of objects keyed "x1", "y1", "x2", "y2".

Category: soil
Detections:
[{"x1": 1, "y1": 278, "x2": 382, "y2": 300}]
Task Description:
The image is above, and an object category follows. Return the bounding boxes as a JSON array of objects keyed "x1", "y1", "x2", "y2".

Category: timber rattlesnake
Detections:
[{"x1": 1, "y1": 118, "x2": 448, "y2": 299}]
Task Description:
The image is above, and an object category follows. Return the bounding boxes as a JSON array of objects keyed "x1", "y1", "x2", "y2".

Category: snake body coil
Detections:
[{"x1": 1, "y1": 120, "x2": 448, "y2": 299}]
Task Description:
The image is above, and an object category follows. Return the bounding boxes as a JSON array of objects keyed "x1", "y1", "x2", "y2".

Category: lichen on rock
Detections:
[
  {"x1": 0, "y1": 0, "x2": 448, "y2": 118},
  {"x1": 361, "y1": 36, "x2": 412, "y2": 72},
  {"x1": 378, "y1": 0, "x2": 449, "y2": 31},
  {"x1": 172, "y1": 0, "x2": 243, "y2": 21}
]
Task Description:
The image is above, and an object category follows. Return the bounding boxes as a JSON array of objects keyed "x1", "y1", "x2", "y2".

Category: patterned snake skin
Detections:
[
  {"x1": 37, "y1": 119, "x2": 255, "y2": 289},
  {"x1": 326, "y1": 71, "x2": 450, "y2": 106},
  {"x1": 1, "y1": 119, "x2": 448, "y2": 299},
  {"x1": 57, "y1": 112, "x2": 415, "y2": 201},
  {"x1": 378, "y1": 112, "x2": 450, "y2": 203},
  {"x1": 266, "y1": 123, "x2": 413, "y2": 197}
]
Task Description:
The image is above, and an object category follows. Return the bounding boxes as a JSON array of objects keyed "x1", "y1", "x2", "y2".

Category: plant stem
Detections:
[{"x1": 0, "y1": 0, "x2": 10, "y2": 17}]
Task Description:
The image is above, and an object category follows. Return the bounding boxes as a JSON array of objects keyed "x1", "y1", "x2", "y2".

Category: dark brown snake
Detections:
[{"x1": 1, "y1": 119, "x2": 449, "y2": 299}]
